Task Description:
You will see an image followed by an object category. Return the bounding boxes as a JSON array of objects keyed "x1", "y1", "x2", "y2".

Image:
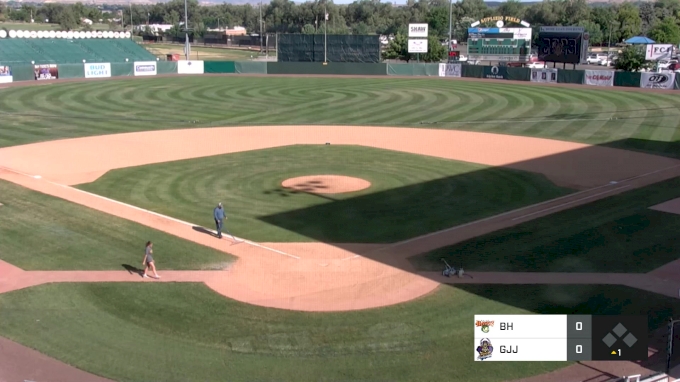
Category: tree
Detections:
[
  {"x1": 616, "y1": 3, "x2": 642, "y2": 42},
  {"x1": 577, "y1": 20, "x2": 604, "y2": 46},
  {"x1": 648, "y1": 17, "x2": 680, "y2": 45},
  {"x1": 382, "y1": 32, "x2": 412, "y2": 62},
  {"x1": 421, "y1": 35, "x2": 446, "y2": 62},
  {"x1": 302, "y1": 24, "x2": 315, "y2": 34},
  {"x1": 497, "y1": 0, "x2": 524, "y2": 19},
  {"x1": 639, "y1": 2, "x2": 656, "y2": 36},
  {"x1": 614, "y1": 45, "x2": 649, "y2": 72},
  {"x1": 56, "y1": 7, "x2": 79, "y2": 31}
]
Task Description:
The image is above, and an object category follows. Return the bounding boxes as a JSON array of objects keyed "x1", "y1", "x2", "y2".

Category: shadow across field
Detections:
[
  {"x1": 257, "y1": 139, "x2": 680, "y2": 373},
  {"x1": 259, "y1": 138, "x2": 680, "y2": 272}
]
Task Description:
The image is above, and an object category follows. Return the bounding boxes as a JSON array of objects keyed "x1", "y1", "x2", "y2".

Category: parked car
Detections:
[
  {"x1": 668, "y1": 62, "x2": 680, "y2": 72},
  {"x1": 598, "y1": 55, "x2": 617, "y2": 66},
  {"x1": 658, "y1": 60, "x2": 678, "y2": 70},
  {"x1": 587, "y1": 53, "x2": 607, "y2": 64},
  {"x1": 526, "y1": 61, "x2": 546, "y2": 69}
]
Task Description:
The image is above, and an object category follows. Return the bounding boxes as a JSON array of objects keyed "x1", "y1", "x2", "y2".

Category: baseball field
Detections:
[{"x1": 2, "y1": 76, "x2": 680, "y2": 382}]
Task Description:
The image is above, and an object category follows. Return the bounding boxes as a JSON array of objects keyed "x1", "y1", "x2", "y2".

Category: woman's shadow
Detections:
[{"x1": 122, "y1": 264, "x2": 145, "y2": 278}]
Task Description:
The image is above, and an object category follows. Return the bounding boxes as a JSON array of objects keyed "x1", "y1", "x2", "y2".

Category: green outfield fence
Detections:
[{"x1": 2, "y1": 61, "x2": 678, "y2": 90}]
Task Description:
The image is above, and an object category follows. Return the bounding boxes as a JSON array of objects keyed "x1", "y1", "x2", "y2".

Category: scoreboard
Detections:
[
  {"x1": 537, "y1": 26, "x2": 590, "y2": 64},
  {"x1": 474, "y1": 315, "x2": 648, "y2": 361},
  {"x1": 467, "y1": 27, "x2": 531, "y2": 62}
]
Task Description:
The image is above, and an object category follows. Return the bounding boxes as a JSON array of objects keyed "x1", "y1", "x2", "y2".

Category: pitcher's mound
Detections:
[{"x1": 282, "y1": 175, "x2": 371, "y2": 194}]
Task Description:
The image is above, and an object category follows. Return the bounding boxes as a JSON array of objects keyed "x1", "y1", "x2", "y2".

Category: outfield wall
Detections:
[{"x1": 1, "y1": 61, "x2": 678, "y2": 90}]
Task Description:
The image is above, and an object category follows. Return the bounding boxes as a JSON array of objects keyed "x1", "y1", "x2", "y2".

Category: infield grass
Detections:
[
  {"x1": 0, "y1": 283, "x2": 677, "y2": 382},
  {"x1": 411, "y1": 177, "x2": 680, "y2": 273},
  {"x1": 0, "y1": 77, "x2": 679, "y2": 159},
  {"x1": 0, "y1": 179, "x2": 233, "y2": 270},
  {"x1": 77, "y1": 145, "x2": 573, "y2": 242}
]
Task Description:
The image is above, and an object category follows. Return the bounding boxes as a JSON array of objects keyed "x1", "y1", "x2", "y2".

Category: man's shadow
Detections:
[
  {"x1": 122, "y1": 264, "x2": 144, "y2": 278},
  {"x1": 192, "y1": 226, "x2": 218, "y2": 237}
]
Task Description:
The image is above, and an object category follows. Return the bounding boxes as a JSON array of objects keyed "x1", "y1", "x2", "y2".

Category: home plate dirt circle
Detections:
[{"x1": 281, "y1": 175, "x2": 371, "y2": 194}]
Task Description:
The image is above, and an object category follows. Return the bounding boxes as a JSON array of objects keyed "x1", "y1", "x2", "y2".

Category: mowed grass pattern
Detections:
[
  {"x1": 0, "y1": 179, "x2": 233, "y2": 270},
  {"x1": 3, "y1": 283, "x2": 680, "y2": 382},
  {"x1": 1, "y1": 77, "x2": 679, "y2": 158},
  {"x1": 77, "y1": 145, "x2": 572, "y2": 242},
  {"x1": 411, "y1": 177, "x2": 680, "y2": 273}
]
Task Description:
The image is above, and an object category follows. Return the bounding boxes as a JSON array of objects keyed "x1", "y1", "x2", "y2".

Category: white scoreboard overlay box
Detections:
[
  {"x1": 474, "y1": 314, "x2": 569, "y2": 361},
  {"x1": 473, "y1": 314, "x2": 649, "y2": 362}
]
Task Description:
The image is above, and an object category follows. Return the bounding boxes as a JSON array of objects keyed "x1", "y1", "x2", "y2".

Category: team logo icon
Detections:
[
  {"x1": 476, "y1": 320, "x2": 494, "y2": 333},
  {"x1": 477, "y1": 338, "x2": 493, "y2": 360}
]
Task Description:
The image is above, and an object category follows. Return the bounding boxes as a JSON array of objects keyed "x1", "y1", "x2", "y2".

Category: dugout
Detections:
[{"x1": 277, "y1": 34, "x2": 380, "y2": 63}]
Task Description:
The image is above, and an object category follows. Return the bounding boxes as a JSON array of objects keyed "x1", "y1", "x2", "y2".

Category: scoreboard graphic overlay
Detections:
[
  {"x1": 537, "y1": 26, "x2": 590, "y2": 64},
  {"x1": 474, "y1": 315, "x2": 648, "y2": 361},
  {"x1": 467, "y1": 27, "x2": 531, "y2": 62}
]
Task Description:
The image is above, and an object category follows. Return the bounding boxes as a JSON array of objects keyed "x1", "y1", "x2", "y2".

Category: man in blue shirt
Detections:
[{"x1": 213, "y1": 202, "x2": 226, "y2": 239}]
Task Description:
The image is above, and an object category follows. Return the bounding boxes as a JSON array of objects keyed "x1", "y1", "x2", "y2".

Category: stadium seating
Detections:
[{"x1": 0, "y1": 38, "x2": 157, "y2": 65}]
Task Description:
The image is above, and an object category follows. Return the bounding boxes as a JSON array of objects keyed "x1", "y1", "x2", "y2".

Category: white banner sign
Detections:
[
  {"x1": 645, "y1": 44, "x2": 673, "y2": 61},
  {"x1": 500, "y1": 28, "x2": 532, "y2": 41},
  {"x1": 584, "y1": 70, "x2": 614, "y2": 87},
  {"x1": 134, "y1": 61, "x2": 157, "y2": 76},
  {"x1": 408, "y1": 39, "x2": 428, "y2": 53},
  {"x1": 530, "y1": 68, "x2": 557, "y2": 83},
  {"x1": 84, "y1": 63, "x2": 111, "y2": 78},
  {"x1": 438, "y1": 63, "x2": 462, "y2": 77},
  {"x1": 178, "y1": 60, "x2": 204, "y2": 74},
  {"x1": 0, "y1": 66, "x2": 12, "y2": 83},
  {"x1": 408, "y1": 23, "x2": 428, "y2": 38},
  {"x1": 640, "y1": 72, "x2": 676, "y2": 89}
]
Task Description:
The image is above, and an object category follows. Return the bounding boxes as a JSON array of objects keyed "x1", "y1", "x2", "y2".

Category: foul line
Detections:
[
  {"x1": 510, "y1": 185, "x2": 631, "y2": 221},
  {"x1": 0, "y1": 167, "x2": 299, "y2": 259},
  {"x1": 375, "y1": 163, "x2": 680, "y2": 252}
]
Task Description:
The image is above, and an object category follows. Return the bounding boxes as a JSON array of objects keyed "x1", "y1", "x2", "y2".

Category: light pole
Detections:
[
  {"x1": 183, "y1": 0, "x2": 190, "y2": 60},
  {"x1": 608, "y1": 20, "x2": 613, "y2": 56},
  {"x1": 129, "y1": 1, "x2": 133, "y2": 33},
  {"x1": 324, "y1": 4, "x2": 328, "y2": 63},
  {"x1": 448, "y1": 0, "x2": 453, "y2": 61},
  {"x1": 217, "y1": 17, "x2": 220, "y2": 31},
  {"x1": 259, "y1": 0, "x2": 263, "y2": 53}
]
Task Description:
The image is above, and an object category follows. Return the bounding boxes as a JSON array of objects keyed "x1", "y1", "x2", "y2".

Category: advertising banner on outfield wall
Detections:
[
  {"x1": 178, "y1": 60, "x2": 204, "y2": 74},
  {"x1": 438, "y1": 63, "x2": 462, "y2": 77},
  {"x1": 0, "y1": 66, "x2": 12, "y2": 83},
  {"x1": 134, "y1": 61, "x2": 157, "y2": 76},
  {"x1": 640, "y1": 72, "x2": 676, "y2": 89},
  {"x1": 483, "y1": 65, "x2": 508, "y2": 80},
  {"x1": 584, "y1": 70, "x2": 614, "y2": 86},
  {"x1": 84, "y1": 63, "x2": 111, "y2": 78},
  {"x1": 34, "y1": 64, "x2": 58, "y2": 80},
  {"x1": 530, "y1": 68, "x2": 557, "y2": 83}
]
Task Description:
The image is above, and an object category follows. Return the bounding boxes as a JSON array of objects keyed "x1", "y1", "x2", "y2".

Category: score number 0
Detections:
[
  {"x1": 540, "y1": 37, "x2": 578, "y2": 56},
  {"x1": 576, "y1": 321, "x2": 584, "y2": 354},
  {"x1": 574, "y1": 321, "x2": 622, "y2": 356}
]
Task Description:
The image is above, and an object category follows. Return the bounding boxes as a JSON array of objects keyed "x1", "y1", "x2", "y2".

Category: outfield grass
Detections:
[
  {"x1": 77, "y1": 145, "x2": 572, "y2": 243},
  {"x1": 142, "y1": 43, "x2": 265, "y2": 61},
  {"x1": 0, "y1": 179, "x2": 233, "y2": 270},
  {"x1": 0, "y1": 77, "x2": 679, "y2": 158},
  {"x1": 0, "y1": 283, "x2": 677, "y2": 382},
  {"x1": 410, "y1": 177, "x2": 680, "y2": 273}
]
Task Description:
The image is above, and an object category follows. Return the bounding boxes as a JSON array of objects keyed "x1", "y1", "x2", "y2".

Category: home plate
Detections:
[
  {"x1": 34, "y1": 175, "x2": 41, "y2": 179},
  {"x1": 609, "y1": 181, "x2": 618, "y2": 184}
]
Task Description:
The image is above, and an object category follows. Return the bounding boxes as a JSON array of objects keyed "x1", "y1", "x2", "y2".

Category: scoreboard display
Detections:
[
  {"x1": 467, "y1": 27, "x2": 531, "y2": 62},
  {"x1": 474, "y1": 315, "x2": 648, "y2": 361},
  {"x1": 537, "y1": 26, "x2": 590, "y2": 64}
]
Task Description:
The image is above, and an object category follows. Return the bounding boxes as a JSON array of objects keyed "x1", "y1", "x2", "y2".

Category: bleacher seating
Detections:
[{"x1": 0, "y1": 38, "x2": 156, "y2": 65}]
